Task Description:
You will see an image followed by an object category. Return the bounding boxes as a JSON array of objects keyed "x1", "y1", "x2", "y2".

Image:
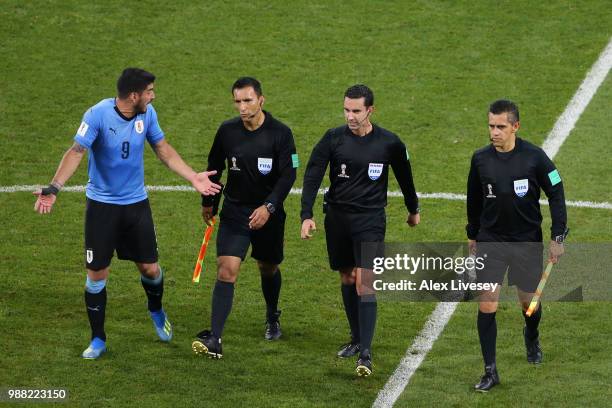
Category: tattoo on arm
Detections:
[{"x1": 71, "y1": 143, "x2": 86, "y2": 153}]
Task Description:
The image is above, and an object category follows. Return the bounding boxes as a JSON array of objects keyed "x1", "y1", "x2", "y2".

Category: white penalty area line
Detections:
[
  {"x1": 373, "y1": 36, "x2": 612, "y2": 408},
  {"x1": 4, "y1": 185, "x2": 611, "y2": 210}
]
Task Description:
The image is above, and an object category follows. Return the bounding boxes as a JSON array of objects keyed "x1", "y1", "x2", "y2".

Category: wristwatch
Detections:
[
  {"x1": 264, "y1": 202, "x2": 276, "y2": 214},
  {"x1": 553, "y1": 228, "x2": 569, "y2": 244}
]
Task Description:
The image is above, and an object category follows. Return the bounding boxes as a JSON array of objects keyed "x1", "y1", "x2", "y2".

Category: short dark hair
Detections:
[
  {"x1": 117, "y1": 68, "x2": 155, "y2": 99},
  {"x1": 232, "y1": 77, "x2": 262, "y2": 97},
  {"x1": 489, "y1": 99, "x2": 520, "y2": 124},
  {"x1": 344, "y1": 84, "x2": 374, "y2": 107}
]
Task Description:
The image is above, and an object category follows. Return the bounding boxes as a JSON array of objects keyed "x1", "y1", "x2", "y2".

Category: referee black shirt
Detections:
[
  {"x1": 301, "y1": 124, "x2": 419, "y2": 221},
  {"x1": 202, "y1": 111, "x2": 297, "y2": 209},
  {"x1": 466, "y1": 137, "x2": 567, "y2": 242}
]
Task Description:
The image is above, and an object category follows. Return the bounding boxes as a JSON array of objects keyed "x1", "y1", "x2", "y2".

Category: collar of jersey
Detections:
[
  {"x1": 113, "y1": 102, "x2": 139, "y2": 122},
  {"x1": 241, "y1": 110, "x2": 270, "y2": 133},
  {"x1": 346, "y1": 123, "x2": 377, "y2": 140},
  {"x1": 491, "y1": 137, "x2": 523, "y2": 158}
]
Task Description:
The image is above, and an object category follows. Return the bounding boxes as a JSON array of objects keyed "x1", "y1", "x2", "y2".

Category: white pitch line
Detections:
[
  {"x1": 4, "y1": 185, "x2": 611, "y2": 210},
  {"x1": 372, "y1": 302, "x2": 458, "y2": 408},
  {"x1": 543, "y1": 37, "x2": 612, "y2": 159},
  {"x1": 373, "y1": 36, "x2": 612, "y2": 408}
]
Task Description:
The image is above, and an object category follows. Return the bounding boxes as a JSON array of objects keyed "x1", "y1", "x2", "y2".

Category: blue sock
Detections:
[{"x1": 85, "y1": 277, "x2": 107, "y2": 341}]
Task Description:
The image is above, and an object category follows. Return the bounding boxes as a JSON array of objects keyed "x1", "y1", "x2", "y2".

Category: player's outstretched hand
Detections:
[
  {"x1": 192, "y1": 171, "x2": 222, "y2": 196},
  {"x1": 548, "y1": 240, "x2": 564, "y2": 264},
  {"x1": 407, "y1": 212, "x2": 420, "y2": 227},
  {"x1": 248, "y1": 205, "x2": 270, "y2": 230},
  {"x1": 301, "y1": 219, "x2": 316, "y2": 239},
  {"x1": 33, "y1": 189, "x2": 57, "y2": 214}
]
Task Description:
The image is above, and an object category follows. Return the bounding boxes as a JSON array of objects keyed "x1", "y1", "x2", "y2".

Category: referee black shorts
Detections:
[
  {"x1": 475, "y1": 231, "x2": 544, "y2": 293},
  {"x1": 216, "y1": 200, "x2": 286, "y2": 265},
  {"x1": 324, "y1": 205, "x2": 386, "y2": 271},
  {"x1": 84, "y1": 198, "x2": 158, "y2": 271}
]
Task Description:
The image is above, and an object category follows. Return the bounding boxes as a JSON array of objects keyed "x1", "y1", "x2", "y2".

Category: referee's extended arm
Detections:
[
  {"x1": 300, "y1": 133, "x2": 332, "y2": 238},
  {"x1": 201, "y1": 128, "x2": 227, "y2": 224},
  {"x1": 389, "y1": 139, "x2": 420, "y2": 226},
  {"x1": 466, "y1": 153, "x2": 483, "y2": 253},
  {"x1": 264, "y1": 130, "x2": 297, "y2": 209},
  {"x1": 537, "y1": 153, "x2": 568, "y2": 263}
]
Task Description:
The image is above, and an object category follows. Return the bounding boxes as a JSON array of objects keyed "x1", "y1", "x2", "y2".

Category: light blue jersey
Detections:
[{"x1": 74, "y1": 98, "x2": 164, "y2": 204}]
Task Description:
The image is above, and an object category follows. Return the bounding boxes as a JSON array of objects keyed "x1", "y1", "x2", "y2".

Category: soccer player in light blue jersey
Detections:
[{"x1": 33, "y1": 68, "x2": 221, "y2": 359}]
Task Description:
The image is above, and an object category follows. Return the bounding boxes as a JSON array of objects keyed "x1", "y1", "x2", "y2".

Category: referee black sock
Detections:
[
  {"x1": 477, "y1": 310, "x2": 497, "y2": 366},
  {"x1": 358, "y1": 294, "x2": 377, "y2": 352},
  {"x1": 141, "y1": 267, "x2": 164, "y2": 312},
  {"x1": 341, "y1": 283, "x2": 360, "y2": 343},
  {"x1": 211, "y1": 280, "x2": 235, "y2": 338},
  {"x1": 85, "y1": 288, "x2": 107, "y2": 341},
  {"x1": 523, "y1": 304, "x2": 542, "y2": 340},
  {"x1": 261, "y1": 268, "x2": 282, "y2": 322}
]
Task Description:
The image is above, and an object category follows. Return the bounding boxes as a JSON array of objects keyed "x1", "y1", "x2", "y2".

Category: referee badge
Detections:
[
  {"x1": 513, "y1": 179, "x2": 529, "y2": 197},
  {"x1": 258, "y1": 158, "x2": 273, "y2": 175},
  {"x1": 135, "y1": 120, "x2": 144, "y2": 134},
  {"x1": 368, "y1": 163, "x2": 384, "y2": 180}
]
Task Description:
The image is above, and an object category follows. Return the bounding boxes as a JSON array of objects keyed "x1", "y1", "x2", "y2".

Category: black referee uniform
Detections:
[
  {"x1": 204, "y1": 112, "x2": 296, "y2": 262},
  {"x1": 467, "y1": 136, "x2": 567, "y2": 246},
  {"x1": 201, "y1": 110, "x2": 297, "y2": 342},
  {"x1": 467, "y1": 135, "x2": 568, "y2": 390},
  {"x1": 302, "y1": 125, "x2": 419, "y2": 267},
  {"x1": 301, "y1": 123, "x2": 419, "y2": 371}
]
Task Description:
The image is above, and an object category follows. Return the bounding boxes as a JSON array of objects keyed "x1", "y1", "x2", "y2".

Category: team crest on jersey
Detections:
[
  {"x1": 86, "y1": 249, "x2": 94, "y2": 264},
  {"x1": 258, "y1": 158, "x2": 273, "y2": 175},
  {"x1": 135, "y1": 120, "x2": 144, "y2": 134},
  {"x1": 513, "y1": 179, "x2": 529, "y2": 197},
  {"x1": 368, "y1": 163, "x2": 384, "y2": 180}
]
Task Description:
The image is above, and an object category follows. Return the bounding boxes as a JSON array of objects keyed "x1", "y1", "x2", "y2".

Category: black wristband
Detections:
[{"x1": 41, "y1": 184, "x2": 59, "y2": 196}]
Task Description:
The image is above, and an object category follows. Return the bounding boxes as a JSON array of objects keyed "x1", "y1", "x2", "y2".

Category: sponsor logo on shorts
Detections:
[
  {"x1": 513, "y1": 179, "x2": 529, "y2": 197},
  {"x1": 86, "y1": 249, "x2": 94, "y2": 264},
  {"x1": 486, "y1": 183, "x2": 496, "y2": 198},
  {"x1": 368, "y1": 163, "x2": 384, "y2": 180},
  {"x1": 258, "y1": 158, "x2": 273, "y2": 175},
  {"x1": 135, "y1": 120, "x2": 144, "y2": 134}
]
